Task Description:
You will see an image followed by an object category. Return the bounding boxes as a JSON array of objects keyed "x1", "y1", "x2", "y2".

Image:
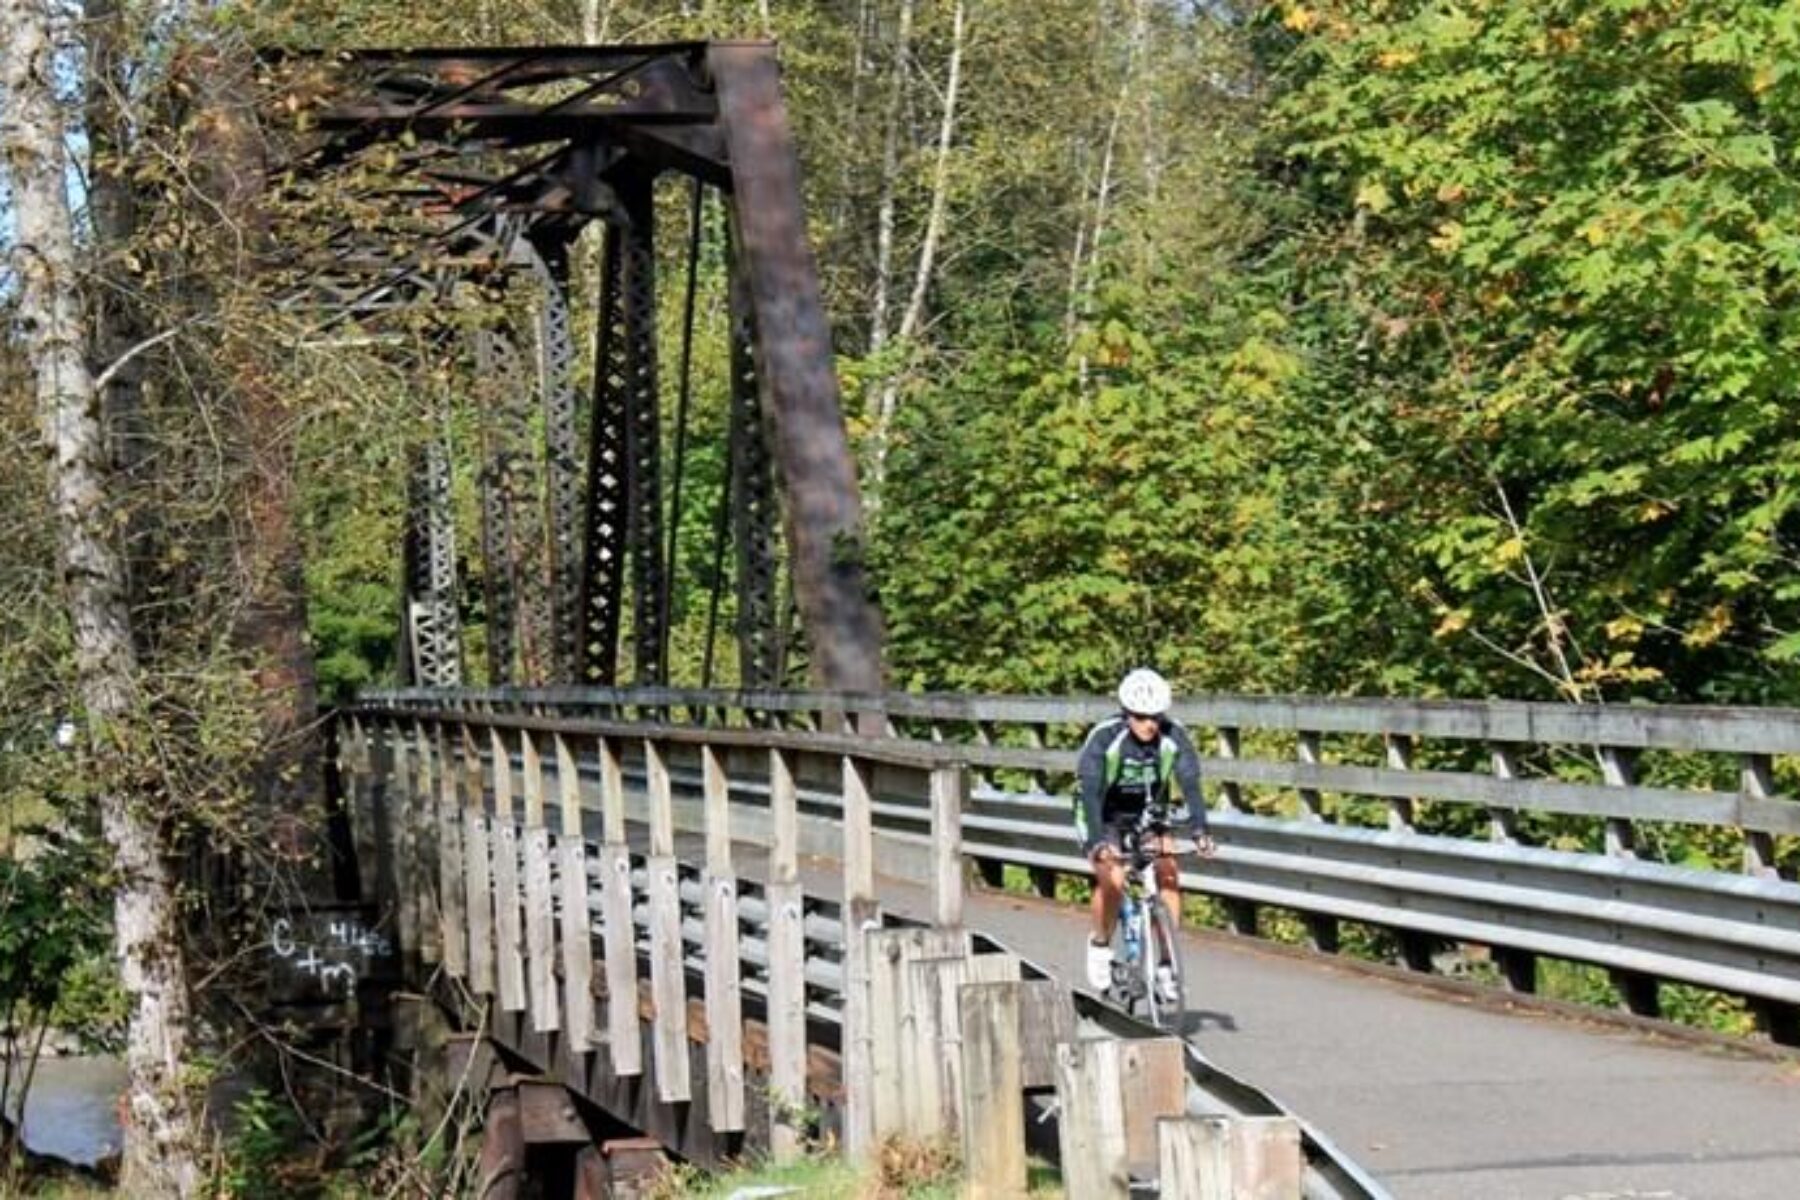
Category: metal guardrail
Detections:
[{"x1": 354, "y1": 688, "x2": 1800, "y2": 1037}]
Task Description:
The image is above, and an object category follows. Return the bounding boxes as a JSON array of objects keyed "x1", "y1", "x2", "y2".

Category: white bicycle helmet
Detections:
[{"x1": 1117, "y1": 668, "x2": 1172, "y2": 716}]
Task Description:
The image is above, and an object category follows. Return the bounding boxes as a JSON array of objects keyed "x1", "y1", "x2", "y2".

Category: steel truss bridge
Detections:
[{"x1": 270, "y1": 42, "x2": 1800, "y2": 1199}]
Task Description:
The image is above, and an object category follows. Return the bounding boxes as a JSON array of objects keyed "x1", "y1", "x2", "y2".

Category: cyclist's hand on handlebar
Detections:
[{"x1": 1175, "y1": 833, "x2": 1217, "y2": 859}]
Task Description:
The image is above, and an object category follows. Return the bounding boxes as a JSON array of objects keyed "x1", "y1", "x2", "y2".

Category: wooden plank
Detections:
[
  {"x1": 599, "y1": 736, "x2": 626, "y2": 845},
  {"x1": 390, "y1": 727, "x2": 421, "y2": 964},
  {"x1": 645, "y1": 739, "x2": 675, "y2": 857},
  {"x1": 554, "y1": 732, "x2": 584, "y2": 837},
  {"x1": 558, "y1": 837, "x2": 598, "y2": 1052},
  {"x1": 464, "y1": 807, "x2": 496, "y2": 997},
  {"x1": 523, "y1": 826, "x2": 559, "y2": 1032},
  {"x1": 1018, "y1": 980, "x2": 1076, "y2": 1091},
  {"x1": 1159, "y1": 1116, "x2": 1302, "y2": 1200},
  {"x1": 843, "y1": 756, "x2": 875, "y2": 904},
  {"x1": 769, "y1": 748, "x2": 799, "y2": 884},
  {"x1": 520, "y1": 731, "x2": 559, "y2": 1033},
  {"x1": 1120, "y1": 1039, "x2": 1188, "y2": 1176},
  {"x1": 960, "y1": 981, "x2": 1027, "y2": 1200},
  {"x1": 490, "y1": 729, "x2": 527, "y2": 1013},
  {"x1": 1054, "y1": 1038, "x2": 1130, "y2": 1199},
  {"x1": 702, "y1": 743, "x2": 731, "y2": 874},
  {"x1": 434, "y1": 726, "x2": 467, "y2": 978},
  {"x1": 600, "y1": 843, "x2": 642, "y2": 1076},
  {"x1": 763, "y1": 878, "x2": 807, "y2": 1163},
  {"x1": 866, "y1": 928, "x2": 963, "y2": 1141},
  {"x1": 647, "y1": 854, "x2": 690, "y2": 1103},
  {"x1": 704, "y1": 870, "x2": 746, "y2": 1131},
  {"x1": 841, "y1": 896, "x2": 881, "y2": 1161},
  {"x1": 344, "y1": 716, "x2": 380, "y2": 901},
  {"x1": 908, "y1": 950, "x2": 1017, "y2": 1139},
  {"x1": 930, "y1": 764, "x2": 966, "y2": 928}
]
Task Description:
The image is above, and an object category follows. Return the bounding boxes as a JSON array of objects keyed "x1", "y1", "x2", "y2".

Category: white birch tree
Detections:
[{"x1": 0, "y1": 2, "x2": 203, "y2": 1194}]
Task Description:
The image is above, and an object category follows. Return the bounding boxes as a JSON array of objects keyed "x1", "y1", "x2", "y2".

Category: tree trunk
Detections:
[
  {"x1": 867, "y1": 0, "x2": 915, "y2": 365},
  {"x1": 2, "y1": 5, "x2": 203, "y2": 1195},
  {"x1": 868, "y1": 0, "x2": 966, "y2": 497},
  {"x1": 190, "y1": 41, "x2": 324, "y2": 867}
]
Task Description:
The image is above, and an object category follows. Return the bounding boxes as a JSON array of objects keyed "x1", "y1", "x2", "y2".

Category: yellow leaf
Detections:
[
  {"x1": 1376, "y1": 48, "x2": 1418, "y2": 69},
  {"x1": 1355, "y1": 179, "x2": 1393, "y2": 214},
  {"x1": 1604, "y1": 615, "x2": 1644, "y2": 643},
  {"x1": 1433, "y1": 609, "x2": 1470, "y2": 639},
  {"x1": 1494, "y1": 536, "x2": 1525, "y2": 565},
  {"x1": 1428, "y1": 221, "x2": 1464, "y2": 253},
  {"x1": 1283, "y1": 5, "x2": 1319, "y2": 32},
  {"x1": 1684, "y1": 605, "x2": 1732, "y2": 648}
]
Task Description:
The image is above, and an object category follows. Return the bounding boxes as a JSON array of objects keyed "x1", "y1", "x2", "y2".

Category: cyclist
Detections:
[{"x1": 1076, "y1": 668, "x2": 1216, "y2": 997}]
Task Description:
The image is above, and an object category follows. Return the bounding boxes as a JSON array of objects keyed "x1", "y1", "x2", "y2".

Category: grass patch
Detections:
[{"x1": 645, "y1": 1141, "x2": 1064, "y2": 1198}]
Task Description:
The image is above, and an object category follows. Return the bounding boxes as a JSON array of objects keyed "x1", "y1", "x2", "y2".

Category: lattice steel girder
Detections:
[
  {"x1": 577, "y1": 228, "x2": 628, "y2": 686},
  {"x1": 727, "y1": 250, "x2": 782, "y2": 691},
  {"x1": 709, "y1": 45, "x2": 887, "y2": 694},
  {"x1": 403, "y1": 436, "x2": 463, "y2": 688},
  {"x1": 617, "y1": 174, "x2": 666, "y2": 687},
  {"x1": 527, "y1": 230, "x2": 583, "y2": 684}
]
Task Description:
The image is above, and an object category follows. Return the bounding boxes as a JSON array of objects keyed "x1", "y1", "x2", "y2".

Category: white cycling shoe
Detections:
[
  {"x1": 1085, "y1": 939, "x2": 1113, "y2": 990},
  {"x1": 1155, "y1": 964, "x2": 1180, "y2": 1006}
]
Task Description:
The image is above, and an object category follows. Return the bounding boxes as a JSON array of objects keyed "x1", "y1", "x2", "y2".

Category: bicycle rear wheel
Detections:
[{"x1": 1145, "y1": 900, "x2": 1186, "y2": 1030}]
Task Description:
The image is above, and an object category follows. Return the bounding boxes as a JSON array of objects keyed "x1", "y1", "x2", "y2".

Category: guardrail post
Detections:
[
  {"x1": 765, "y1": 747, "x2": 807, "y2": 1163},
  {"x1": 598, "y1": 736, "x2": 641, "y2": 1076},
  {"x1": 1741, "y1": 753, "x2": 1777, "y2": 878},
  {"x1": 1215, "y1": 727, "x2": 1245, "y2": 813},
  {"x1": 1158, "y1": 1115, "x2": 1302, "y2": 1200},
  {"x1": 490, "y1": 728, "x2": 529, "y2": 1015},
  {"x1": 554, "y1": 732, "x2": 598, "y2": 1053},
  {"x1": 520, "y1": 730, "x2": 559, "y2": 1034},
  {"x1": 1121, "y1": 1039, "x2": 1187, "y2": 1178},
  {"x1": 1296, "y1": 731, "x2": 1324, "y2": 821},
  {"x1": 462, "y1": 726, "x2": 497, "y2": 997},
  {"x1": 959, "y1": 981, "x2": 1027, "y2": 1199},
  {"x1": 1384, "y1": 733, "x2": 1416, "y2": 832},
  {"x1": 1598, "y1": 745, "x2": 1638, "y2": 858},
  {"x1": 931, "y1": 763, "x2": 966, "y2": 928},
  {"x1": 1487, "y1": 743, "x2": 1522, "y2": 843},
  {"x1": 644, "y1": 738, "x2": 691, "y2": 1103},
  {"x1": 1054, "y1": 1038, "x2": 1129, "y2": 1199},
  {"x1": 701, "y1": 743, "x2": 746, "y2": 1132}
]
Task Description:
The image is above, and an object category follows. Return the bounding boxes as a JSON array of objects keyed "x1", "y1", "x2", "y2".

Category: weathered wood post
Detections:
[
  {"x1": 598, "y1": 735, "x2": 642, "y2": 1076},
  {"x1": 461, "y1": 725, "x2": 497, "y2": 997},
  {"x1": 1157, "y1": 1115, "x2": 1302, "y2": 1200},
  {"x1": 765, "y1": 746, "x2": 808, "y2": 1162},
  {"x1": 930, "y1": 762, "x2": 966, "y2": 929},
  {"x1": 520, "y1": 729, "x2": 560, "y2": 1033},
  {"x1": 644, "y1": 738, "x2": 691, "y2": 1102},
  {"x1": 842, "y1": 754, "x2": 879, "y2": 1159},
  {"x1": 959, "y1": 981, "x2": 1027, "y2": 1199},
  {"x1": 490, "y1": 727, "x2": 529, "y2": 1015},
  {"x1": 554, "y1": 732, "x2": 599, "y2": 1052},
  {"x1": 1054, "y1": 1039, "x2": 1129, "y2": 1199},
  {"x1": 701, "y1": 742, "x2": 746, "y2": 1131},
  {"x1": 431, "y1": 722, "x2": 467, "y2": 979}
]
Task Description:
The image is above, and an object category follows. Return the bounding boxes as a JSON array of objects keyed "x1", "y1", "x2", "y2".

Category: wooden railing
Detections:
[
  {"x1": 332, "y1": 700, "x2": 1389, "y2": 1198},
  {"x1": 359, "y1": 687, "x2": 1800, "y2": 1042}
]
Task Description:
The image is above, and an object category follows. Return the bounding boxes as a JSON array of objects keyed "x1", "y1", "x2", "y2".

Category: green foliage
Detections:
[{"x1": 0, "y1": 831, "x2": 115, "y2": 1044}]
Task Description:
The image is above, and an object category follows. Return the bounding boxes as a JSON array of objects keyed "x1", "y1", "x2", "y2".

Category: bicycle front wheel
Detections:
[{"x1": 1145, "y1": 900, "x2": 1186, "y2": 1030}]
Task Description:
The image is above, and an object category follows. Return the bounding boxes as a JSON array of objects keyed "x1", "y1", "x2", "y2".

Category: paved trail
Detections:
[{"x1": 810, "y1": 854, "x2": 1800, "y2": 1200}]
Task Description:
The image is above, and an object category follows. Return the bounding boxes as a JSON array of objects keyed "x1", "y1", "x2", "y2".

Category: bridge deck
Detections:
[{"x1": 761, "y1": 841, "x2": 1800, "y2": 1200}]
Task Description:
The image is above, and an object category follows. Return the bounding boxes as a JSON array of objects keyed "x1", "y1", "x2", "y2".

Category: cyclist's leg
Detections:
[
  {"x1": 1152, "y1": 834, "x2": 1182, "y2": 928},
  {"x1": 1090, "y1": 842, "x2": 1125, "y2": 942}
]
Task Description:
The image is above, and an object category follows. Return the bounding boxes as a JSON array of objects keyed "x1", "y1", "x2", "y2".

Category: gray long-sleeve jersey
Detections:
[{"x1": 1075, "y1": 713, "x2": 1208, "y2": 852}]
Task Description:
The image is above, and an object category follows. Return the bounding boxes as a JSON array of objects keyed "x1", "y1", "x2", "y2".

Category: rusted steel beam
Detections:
[{"x1": 710, "y1": 43, "x2": 886, "y2": 694}]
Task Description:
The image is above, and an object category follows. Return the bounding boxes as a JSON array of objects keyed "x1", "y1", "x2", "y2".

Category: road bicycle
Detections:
[{"x1": 1106, "y1": 813, "x2": 1189, "y2": 1030}]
